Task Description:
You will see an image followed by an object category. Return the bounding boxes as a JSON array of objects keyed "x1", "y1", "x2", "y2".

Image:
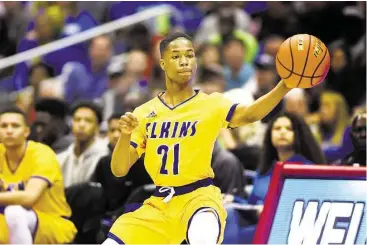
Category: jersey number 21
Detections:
[{"x1": 157, "y1": 144, "x2": 180, "y2": 175}]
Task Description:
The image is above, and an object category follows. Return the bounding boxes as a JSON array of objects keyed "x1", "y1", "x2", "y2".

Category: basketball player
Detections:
[
  {"x1": 104, "y1": 32, "x2": 292, "y2": 245},
  {"x1": 0, "y1": 107, "x2": 77, "y2": 244}
]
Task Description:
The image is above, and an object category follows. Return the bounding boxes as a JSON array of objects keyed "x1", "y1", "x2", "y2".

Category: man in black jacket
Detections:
[
  {"x1": 341, "y1": 111, "x2": 366, "y2": 166},
  {"x1": 93, "y1": 113, "x2": 152, "y2": 212}
]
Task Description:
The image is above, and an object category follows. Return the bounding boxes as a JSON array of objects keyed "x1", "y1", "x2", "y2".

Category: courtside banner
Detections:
[{"x1": 253, "y1": 162, "x2": 366, "y2": 244}]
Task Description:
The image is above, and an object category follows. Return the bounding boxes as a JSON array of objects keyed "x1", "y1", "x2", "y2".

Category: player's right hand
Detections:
[{"x1": 119, "y1": 112, "x2": 139, "y2": 135}]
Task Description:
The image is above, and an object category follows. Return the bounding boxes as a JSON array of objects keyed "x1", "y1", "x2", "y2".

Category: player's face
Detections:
[
  {"x1": 160, "y1": 38, "x2": 197, "y2": 84},
  {"x1": 108, "y1": 119, "x2": 121, "y2": 148},
  {"x1": 0, "y1": 113, "x2": 30, "y2": 148},
  {"x1": 72, "y1": 108, "x2": 98, "y2": 142},
  {"x1": 271, "y1": 117, "x2": 295, "y2": 150}
]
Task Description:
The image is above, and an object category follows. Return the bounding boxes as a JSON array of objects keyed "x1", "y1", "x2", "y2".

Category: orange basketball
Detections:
[{"x1": 276, "y1": 34, "x2": 330, "y2": 88}]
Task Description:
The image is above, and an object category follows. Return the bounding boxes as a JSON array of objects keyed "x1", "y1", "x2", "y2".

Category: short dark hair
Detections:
[
  {"x1": 71, "y1": 100, "x2": 103, "y2": 124},
  {"x1": 108, "y1": 113, "x2": 122, "y2": 124},
  {"x1": 159, "y1": 32, "x2": 193, "y2": 56},
  {"x1": 0, "y1": 107, "x2": 28, "y2": 125},
  {"x1": 35, "y1": 98, "x2": 69, "y2": 119}
]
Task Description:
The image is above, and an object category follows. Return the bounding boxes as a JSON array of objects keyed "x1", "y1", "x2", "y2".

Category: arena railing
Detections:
[{"x1": 0, "y1": 4, "x2": 176, "y2": 71}]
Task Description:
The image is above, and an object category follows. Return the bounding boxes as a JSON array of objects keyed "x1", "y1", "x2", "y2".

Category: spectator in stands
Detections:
[
  {"x1": 57, "y1": 101, "x2": 109, "y2": 188},
  {"x1": 148, "y1": 36, "x2": 165, "y2": 84},
  {"x1": 283, "y1": 89, "x2": 309, "y2": 119},
  {"x1": 28, "y1": 63, "x2": 55, "y2": 98},
  {"x1": 206, "y1": 10, "x2": 259, "y2": 64},
  {"x1": 243, "y1": 54, "x2": 278, "y2": 97},
  {"x1": 199, "y1": 44, "x2": 221, "y2": 68},
  {"x1": 17, "y1": 62, "x2": 55, "y2": 111},
  {"x1": 28, "y1": 98, "x2": 72, "y2": 153},
  {"x1": 93, "y1": 113, "x2": 152, "y2": 214},
  {"x1": 197, "y1": 65, "x2": 225, "y2": 95},
  {"x1": 12, "y1": 62, "x2": 56, "y2": 116},
  {"x1": 194, "y1": 2, "x2": 251, "y2": 47},
  {"x1": 0, "y1": 2, "x2": 31, "y2": 59},
  {"x1": 86, "y1": 35, "x2": 113, "y2": 95},
  {"x1": 223, "y1": 112, "x2": 326, "y2": 244},
  {"x1": 263, "y1": 35, "x2": 285, "y2": 58},
  {"x1": 223, "y1": 38, "x2": 255, "y2": 91},
  {"x1": 125, "y1": 50, "x2": 149, "y2": 87},
  {"x1": 335, "y1": 111, "x2": 366, "y2": 166},
  {"x1": 93, "y1": 114, "x2": 130, "y2": 212},
  {"x1": 325, "y1": 42, "x2": 366, "y2": 109},
  {"x1": 122, "y1": 92, "x2": 151, "y2": 114},
  {"x1": 0, "y1": 107, "x2": 76, "y2": 244},
  {"x1": 244, "y1": 54, "x2": 282, "y2": 123},
  {"x1": 101, "y1": 61, "x2": 126, "y2": 121},
  {"x1": 315, "y1": 91, "x2": 351, "y2": 150},
  {"x1": 57, "y1": 2, "x2": 98, "y2": 38},
  {"x1": 283, "y1": 88, "x2": 320, "y2": 131},
  {"x1": 63, "y1": 35, "x2": 114, "y2": 103},
  {"x1": 125, "y1": 23, "x2": 151, "y2": 53},
  {"x1": 249, "y1": 112, "x2": 326, "y2": 204},
  {"x1": 13, "y1": 13, "x2": 59, "y2": 91},
  {"x1": 251, "y1": 2, "x2": 297, "y2": 41}
]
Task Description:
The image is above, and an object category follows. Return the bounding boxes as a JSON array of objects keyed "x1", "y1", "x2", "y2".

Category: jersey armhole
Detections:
[{"x1": 225, "y1": 103, "x2": 239, "y2": 128}]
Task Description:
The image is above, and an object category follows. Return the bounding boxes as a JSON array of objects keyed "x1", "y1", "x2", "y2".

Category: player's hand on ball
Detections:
[{"x1": 119, "y1": 112, "x2": 139, "y2": 135}]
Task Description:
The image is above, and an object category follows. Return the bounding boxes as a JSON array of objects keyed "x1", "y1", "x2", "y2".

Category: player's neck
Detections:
[
  {"x1": 74, "y1": 138, "x2": 95, "y2": 157},
  {"x1": 163, "y1": 82, "x2": 195, "y2": 107},
  {"x1": 277, "y1": 150, "x2": 295, "y2": 162},
  {"x1": 5, "y1": 141, "x2": 27, "y2": 166}
]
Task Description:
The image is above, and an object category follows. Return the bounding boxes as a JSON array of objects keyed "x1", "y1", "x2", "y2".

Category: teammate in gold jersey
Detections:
[
  {"x1": 104, "y1": 32, "x2": 292, "y2": 245},
  {"x1": 0, "y1": 107, "x2": 76, "y2": 244}
]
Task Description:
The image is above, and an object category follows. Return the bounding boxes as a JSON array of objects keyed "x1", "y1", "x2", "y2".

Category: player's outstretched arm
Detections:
[
  {"x1": 111, "y1": 112, "x2": 140, "y2": 177},
  {"x1": 0, "y1": 178, "x2": 48, "y2": 208},
  {"x1": 229, "y1": 80, "x2": 292, "y2": 128}
]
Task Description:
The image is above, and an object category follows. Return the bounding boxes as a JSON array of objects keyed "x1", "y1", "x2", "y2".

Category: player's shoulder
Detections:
[
  {"x1": 0, "y1": 144, "x2": 4, "y2": 155},
  {"x1": 132, "y1": 96, "x2": 161, "y2": 118},
  {"x1": 205, "y1": 92, "x2": 227, "y2": 102},
  {"x1": 27, "y1": 141, "x2": 57, "y2": 158}
]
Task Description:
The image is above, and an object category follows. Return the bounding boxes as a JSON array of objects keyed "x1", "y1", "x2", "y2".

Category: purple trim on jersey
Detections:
[
  {"x1": 186, "y1": 207, "x2": 222, "y2": 244},
  {"x1": 108, "y1": 232, "x2": 125, "y2": 244},
  {"x1": 0, "y1": 206, "x2": 4, "y2": 214},
  {"x1": 153, "y1": 178, "x2": 213, "y2": 197},
  {"x1": 30, "y1": 176, "x2": 52, "y2": 188},
  {"x1": 158, "y1": 89, "x2": 200, "y2": 110},
  {"x1": 226, "y1": 103, "x2": 239, "y2": 122},
  {"x1": 130, "y1": 141, "x2": 138, "y2": 148},
  {"x1": 32, "y1": 210, "x2": 39, "y2": 243}
]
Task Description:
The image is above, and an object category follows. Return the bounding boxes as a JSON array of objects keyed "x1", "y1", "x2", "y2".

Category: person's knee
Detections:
[
  {"x1": 102, "y1": 238, "x2": 121, "y2": 245},
  {"x1": 4, "y1": 205, "x2": 27, "y2": 228},
  {"x1": 188, "y1": 209, "x2": 220, "y2": 245}
]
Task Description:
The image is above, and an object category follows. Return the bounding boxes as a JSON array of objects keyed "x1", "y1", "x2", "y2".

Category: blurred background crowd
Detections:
[{"x1": 0, "y1": 1, "x2": 365, "y2": 244}]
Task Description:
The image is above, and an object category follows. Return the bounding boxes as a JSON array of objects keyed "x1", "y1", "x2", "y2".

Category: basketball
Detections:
[{"x1": 276, "y1": 34, "x2": 330, "y2": 88}]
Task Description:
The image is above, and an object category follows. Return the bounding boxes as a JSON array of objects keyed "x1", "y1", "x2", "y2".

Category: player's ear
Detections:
[
  {"x1": 24, "y1": 126, "x2": 30, "y2": 139},
  {"x1": 159, "y1": 59, "x2": 165, "y2": 71}
]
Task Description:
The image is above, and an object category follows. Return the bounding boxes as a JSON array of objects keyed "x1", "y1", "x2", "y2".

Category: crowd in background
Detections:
[{"x1": 0, "y1": 1, "x2": 366, "y2": 244}]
